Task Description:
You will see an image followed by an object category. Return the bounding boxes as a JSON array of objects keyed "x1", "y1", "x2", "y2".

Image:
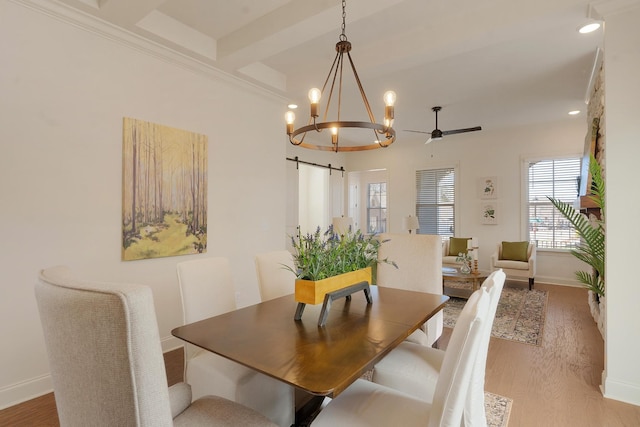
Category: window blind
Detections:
[
  {"x1": 528, "y1": 158, "x2": 581, "y2": 249},
  {"x1": 416, "y1": 168, "x2": 455, "y2": 238}
]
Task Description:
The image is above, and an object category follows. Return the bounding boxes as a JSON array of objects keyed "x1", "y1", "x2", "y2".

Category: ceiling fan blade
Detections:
[
  {"x1": 404, "y1": 129, "x2": 431, "y2": 134},
  {"x1": 441, "y1": 126, "x2": 482, "y2": 136}
]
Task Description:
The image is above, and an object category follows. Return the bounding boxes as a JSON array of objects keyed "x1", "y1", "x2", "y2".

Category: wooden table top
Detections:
[{"x1": 171, "y1": 285, "x2": 448, "y2": 397}]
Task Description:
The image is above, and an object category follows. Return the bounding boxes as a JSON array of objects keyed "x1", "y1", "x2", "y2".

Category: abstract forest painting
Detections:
[{"x1": 122, "y1": 118, "x2": 207, "y2": 261}]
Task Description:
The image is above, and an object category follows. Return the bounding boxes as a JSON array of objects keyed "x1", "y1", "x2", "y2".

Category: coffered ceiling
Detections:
[{"x1": 50, "y1": 0, "x2": 608, "y2": 144}]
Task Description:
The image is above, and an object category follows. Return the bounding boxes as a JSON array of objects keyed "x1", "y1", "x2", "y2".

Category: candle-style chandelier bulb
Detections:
[
  {"x1": 285, "y1": 111, "x2": 295, "y2": 135},
  {"x1": 308, "y1": 88, "x2": 321, "y2": 118},
  {"x1": 308, "y1": 88, "x2": 321, "y2": 103},
  {"x1": 383, "y1": 91, "x2": 396, "y2": 106}
]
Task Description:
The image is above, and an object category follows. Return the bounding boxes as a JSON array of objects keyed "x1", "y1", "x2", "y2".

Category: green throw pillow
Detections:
[
  {"x1": 449, "y1": 237, "x2": 470, "y2": 256},
  {"x1": 500, "y1": 241, "x2": 529, "y2": 262}
]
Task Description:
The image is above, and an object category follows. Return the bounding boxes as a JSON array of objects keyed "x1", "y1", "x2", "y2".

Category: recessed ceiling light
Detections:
[
  {"x1": 578, "y1": 22, "x2": 601, "y2": 34},
  {"x1": 287, "y1": 104, "x2": 298, "y2": 109},
  {"x1": 568, "y1": 110, "x2": 581, "y2": 115}
]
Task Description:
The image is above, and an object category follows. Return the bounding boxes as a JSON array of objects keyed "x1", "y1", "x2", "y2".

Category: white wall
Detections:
[
  {"x1": 601, "y1": 3, "x2": 640, "y2": 406},
  {"x1": 0, "y1": 1, "x2": 286, "y2": 408},
  {"x1": 343, "y1": 120, "x2": 588, "y2": 285}
]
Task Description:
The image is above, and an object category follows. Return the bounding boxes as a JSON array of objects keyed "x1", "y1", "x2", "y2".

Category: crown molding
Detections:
[{"x1": 9, "y1": 0, "x2": 287, "y2": 103}]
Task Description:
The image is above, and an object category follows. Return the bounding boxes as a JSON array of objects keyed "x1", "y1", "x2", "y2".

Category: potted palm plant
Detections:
[{"x1": 547, "y1": 154, "x2": 605, "y2": 334}]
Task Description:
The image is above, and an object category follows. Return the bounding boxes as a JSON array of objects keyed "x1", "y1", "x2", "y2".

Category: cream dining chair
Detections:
[
  {"x1": 254, "y1": 250, "x2": 296, "y2": 301},
  {"x1": 35, "y1": 265, "x2": 276, "y2": 427},
  {"x1": 312, "y1": 286, "x2": 492, "y2": 427},
  {"x1": 371, "y1": 269, "x2": 506, "y2": 426},
  {"x1": 176, "y1": 257, "x2": 294, "y2": 427},
  {"x1": 376, "y1": 233, "x2": 444, "y2": 347}
]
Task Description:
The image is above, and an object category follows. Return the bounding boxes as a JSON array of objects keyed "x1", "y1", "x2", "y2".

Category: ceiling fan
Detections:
[{"x1": 405, "y1": 106, "x2": 482, "y2": 144}]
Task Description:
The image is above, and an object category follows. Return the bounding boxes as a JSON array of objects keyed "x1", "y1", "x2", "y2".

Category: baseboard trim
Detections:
[
  {"x1": 0, "y1": 374, "x2": 52, "y2": 411},
  {"x1": 603, "y1": 374, "x2": 640, "y2": 406},
  {"x1": 0, "y1": 337, "x2": 184, "y2": 410},
  {"x1": 161, "y1": 335, "x2": 184, "y2": 353}
]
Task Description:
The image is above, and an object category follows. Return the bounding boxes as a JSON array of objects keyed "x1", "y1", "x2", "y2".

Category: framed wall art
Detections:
[
  {"x1": 479, "y1": 176, "x2": 498, "y2": 199},
  {"x1": 481, "y1": 202, "x2": 498, "y2": 225},
  {"x1": 122, "y1": 117, "x2": 208, "y2": 261}
]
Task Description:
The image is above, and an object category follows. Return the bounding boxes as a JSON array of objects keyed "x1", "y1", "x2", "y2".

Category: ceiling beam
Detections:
[{"x1": 97, "y1": 0, "x2": 166, "y2": 27}]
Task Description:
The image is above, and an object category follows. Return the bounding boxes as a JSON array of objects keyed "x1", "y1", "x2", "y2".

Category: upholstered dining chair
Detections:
[
  {"x1": 254, "y1": 250, "x2": 295, "y2": 301},
  {"x1": 376, "y1": 233, "x2": 443, "y2": 347},
  {"x1": 176, "y1": 257, "x2": 294, "y2": 427},
  {"x1": 371, "y1": 269, "x2": 506, "y2": 426},
  {"x1": 490, "y1": 241, "x2": 536, "y2": 289},
  {"x1": 35, "y1": 265, "x2": 276, "y2": 427},
  {"x1": 311, "y1": 287, "x2": 491, "y2": 427}
]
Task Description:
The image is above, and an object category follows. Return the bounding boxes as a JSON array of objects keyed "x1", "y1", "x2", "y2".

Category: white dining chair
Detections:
[
  {"x1": 311, "y1": 287, "x2": 492, "y2": 426},
  {"x1": 35, "y1": 265, "x2": 277, "y2": 427},
  {"x1": 371, "y1": 269, "x2": 506, "y2": 426},
  {"x1": 254, "y1": 250, "x2": 295, "y2": 301},
  {"x1": 177, "y1": 257, "x2": 294, "y2": 427},
  {"x1": 376, "y1": 233, "x2": 444, "y2": 347}
]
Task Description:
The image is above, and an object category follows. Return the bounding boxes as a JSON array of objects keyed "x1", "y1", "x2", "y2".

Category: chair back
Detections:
[
  {"x1": 377, "y1": 233, "x2": 442, "y2": 293},
  {"x1": 176, "y1": 257, "x2": 237, "y2": 324},
  {"x1": 428, "y1": 287, "x2": 491, "y2": 427},
  {"x1": 377, "y1": 233, "x2": 443, "y2": 345},
  {"x1": 35, "y1": 266, "x2": 174, "y2": 427},
  {"x1": 254, "y1": 250, "x2": 295, "y2": 301},
  {"x1": 465, "y1": 269, "x2": 506, "y2": 426}
]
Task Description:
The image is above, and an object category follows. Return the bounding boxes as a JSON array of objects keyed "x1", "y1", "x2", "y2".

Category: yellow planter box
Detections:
[{"x1": 295, "y1": 267, "x2": 372, "y2": 305}]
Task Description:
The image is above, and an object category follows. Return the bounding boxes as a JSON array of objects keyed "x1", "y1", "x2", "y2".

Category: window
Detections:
[
  {"x1": 527, "y1": 157, "x2": 581, "y2": 249},
  {"x1": 367, "y1": 182, "x2": 387, "y2": 233},
  {"x1": 416, "y1": 168, "x2": 455, "y2": 238}
]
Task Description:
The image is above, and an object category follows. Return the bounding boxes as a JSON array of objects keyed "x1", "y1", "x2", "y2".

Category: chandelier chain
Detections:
[{"x1": 340, "y1": 0, "x2": 347, "y2": 41}]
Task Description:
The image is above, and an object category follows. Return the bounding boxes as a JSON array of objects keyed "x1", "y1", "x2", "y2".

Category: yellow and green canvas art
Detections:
[{"x1": 122, "y1": 117, "x2": 208, "y2": 261}]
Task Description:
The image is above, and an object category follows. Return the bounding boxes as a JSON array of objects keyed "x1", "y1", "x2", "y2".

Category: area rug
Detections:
[
  {"x1": 485, "y1": 391, "x2": 513, "y2": 427},
  {"x1": 444, "y1": 286, "x2": 548, "y2": 346}
]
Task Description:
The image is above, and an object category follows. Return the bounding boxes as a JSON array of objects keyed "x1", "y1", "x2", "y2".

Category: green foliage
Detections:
[
  {"x1": 287, "y1": 225, "x2": 397, "y2": 281},
  {"x1": 547, "y1": 154, "x2": 605, "y2": 296}
]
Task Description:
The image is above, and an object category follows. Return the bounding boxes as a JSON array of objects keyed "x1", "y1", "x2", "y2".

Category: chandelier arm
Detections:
[
  {"x1": 337, "y1": 51, "x2": 344, "y2": 125},
  {"x1": 346, "y1": 51, "x2": 376, "y2": 124},
  {"x1": 323, "y1": 52, "x2": 342, "y2": 123},
  {"x1": 321, "y1": 51, "x2": 341, "y2": 95}
]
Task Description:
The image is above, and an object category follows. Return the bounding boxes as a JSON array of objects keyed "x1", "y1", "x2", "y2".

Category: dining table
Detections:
[{"x1": 171, "y1": 284, "x2": 448, "y2": 400}]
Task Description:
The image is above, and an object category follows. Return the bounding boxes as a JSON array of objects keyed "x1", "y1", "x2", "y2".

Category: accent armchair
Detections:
[
  {"x1": 490, "y1": 241, "x2": 536, "y2": 289},
  {"x1": 35, "y1": 265, "x2": 276, "y2": 427},
  {"x1": 442, "y1": 236, "x2": 475, "y2": 268}
]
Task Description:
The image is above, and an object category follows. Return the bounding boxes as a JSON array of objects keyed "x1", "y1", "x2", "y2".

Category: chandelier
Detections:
[{"x1": 285, "y1": 0, "x2": 396, "y2": 152}]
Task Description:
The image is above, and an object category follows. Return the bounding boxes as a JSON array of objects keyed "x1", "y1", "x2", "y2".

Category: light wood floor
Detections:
[{"x1": 2, "y1": 282, "x2": 639, "y2": 426}]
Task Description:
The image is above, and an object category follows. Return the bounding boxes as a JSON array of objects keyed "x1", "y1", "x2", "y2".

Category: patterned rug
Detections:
[
  {"x1": 485, "y1": 392, "x2": 513, "y2": 427},
  {"x1": 444, "y1": 286, "x2": 548, "y2": 346}
]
